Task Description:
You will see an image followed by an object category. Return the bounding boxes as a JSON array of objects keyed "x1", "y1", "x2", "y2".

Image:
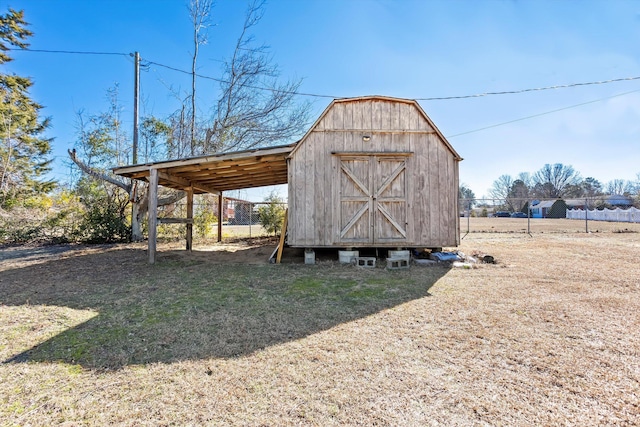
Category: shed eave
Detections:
[{"x1": 112, "y1": 143, "x2": 296, "y2": 193}]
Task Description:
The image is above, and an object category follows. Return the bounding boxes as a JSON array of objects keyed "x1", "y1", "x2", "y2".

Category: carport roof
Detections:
[{"x1": 112, "y1": 143, "x2": 295, "y2": 194}]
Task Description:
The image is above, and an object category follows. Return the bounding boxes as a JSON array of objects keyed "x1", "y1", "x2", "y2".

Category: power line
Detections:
[
  {"x1": 145, "y1": 58, "x2": 640, "y2": 101},
  {"x1": 9, "y1": 47, "x2": 640, "y2": 102},
  {"x1": 446, "y1": 88, "x2": 640, "y2": 138},
  {"x1": 145, "y1": 59, "x2": 339, "y2": 99},
  {"x1": 416, "y1": 76, "x2": 640, "y2": 100},
  {"x1": 7, "y1": 47, "x2": 129, "y2": 56}
]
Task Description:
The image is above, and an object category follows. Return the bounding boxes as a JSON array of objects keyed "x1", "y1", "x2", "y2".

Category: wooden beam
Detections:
[
  {"x1": 157, "y1": 170, "x2": 191, "y2": 187},
  {"x1": 331, "y1": 151, "x2": 414, "y2": 157},
  {"x1": 148, "y1": 168, "x2": 158, "y2": 264},
  {"x1": 314, "y1": 129, "x2": 437, "y2": 134},
  {"x1": 186, "y1": 188, "x2": 193, "y2": 251},
  {"x1": 156, "y1": 171, "x2": 220, "y2": 195},
  {"x1": 157, "y1": 218, "x2": 194, "y2": 224},
  {"x1": 112, "y1": 144, "x2": 294, "y2": 176},
  {"x1": 217, "y1": 192, "x2": 223, "y2": 243}
]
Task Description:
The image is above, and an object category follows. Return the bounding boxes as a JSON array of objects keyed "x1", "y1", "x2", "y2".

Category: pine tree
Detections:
[{"x1": 0, "y1": 8, "x2": 54, "y2": 208}]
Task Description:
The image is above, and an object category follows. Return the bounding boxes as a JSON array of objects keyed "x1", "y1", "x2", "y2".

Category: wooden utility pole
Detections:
[{"x1": 132, "y1": 51, "x2": 140, "y2": 164}]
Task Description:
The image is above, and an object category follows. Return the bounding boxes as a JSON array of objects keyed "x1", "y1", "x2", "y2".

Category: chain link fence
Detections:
[
  {"x1": 157, "y1": 195, "x2": 639, "y2": 242},
  {"x1": 459, "y1": 197, "x2": 640, "y2": 236},
  {"x1": 156, "y1": 196, "x2": 288, "y2": 241}
]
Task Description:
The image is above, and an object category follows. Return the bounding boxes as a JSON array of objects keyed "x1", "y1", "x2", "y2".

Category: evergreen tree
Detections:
[{"x1": 0, "y1": 8, "x2": 54, "y2": 207}]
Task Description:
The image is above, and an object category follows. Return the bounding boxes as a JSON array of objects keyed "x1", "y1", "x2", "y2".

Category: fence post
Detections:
[
  {"x1": 585, "y1": 198, "x2": 588, "y2": 233},
  {"x1": 527, "y1": 199, "x2": 531, "y2": 235}
]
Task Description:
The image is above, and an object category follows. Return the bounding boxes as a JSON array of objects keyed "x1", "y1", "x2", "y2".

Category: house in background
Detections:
[
  {"x1": 567, "y1": 195, "x2": 634, "y2": 210},
  {"x1": 565, "y1": 199, "x2": 587, "y2": 210},
  {"x1": 605, "y1": 194, "x2": 633, "y2": 207},
  {"x1": 530, "y1": 200, "x2": 554, "y2": 218},
  {"x1": 530, "y1": 199, "x2": 568, "y2": 218}
]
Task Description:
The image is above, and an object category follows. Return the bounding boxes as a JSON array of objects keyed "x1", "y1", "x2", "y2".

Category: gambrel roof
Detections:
[{"x1": 113, "y1": 96, "x2": 460, "y2": 193}]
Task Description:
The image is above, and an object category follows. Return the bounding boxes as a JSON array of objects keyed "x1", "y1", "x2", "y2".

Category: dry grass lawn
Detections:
[{"x1": 1, "y1": 222, "x2": 639, "y2": 426}]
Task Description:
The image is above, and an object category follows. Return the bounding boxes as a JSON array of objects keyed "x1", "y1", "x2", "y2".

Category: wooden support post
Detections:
[
  {"x1": 148, "y1": 168, "x2": 158, "y2": 264},
  {"x1": 217, "y1": 192, "x2": 223, "y2": 243},
  {"x1": 186, "y1": 188, "x2": 193, "y2": 251}
]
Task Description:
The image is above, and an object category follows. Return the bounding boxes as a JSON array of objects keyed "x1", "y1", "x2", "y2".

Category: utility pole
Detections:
[
  {"x1": 132, "y1": 51, "x2": 140, "y2": 164},
  {"x1": 130, "y1": 52, "x2": 141, "y2": 244}
]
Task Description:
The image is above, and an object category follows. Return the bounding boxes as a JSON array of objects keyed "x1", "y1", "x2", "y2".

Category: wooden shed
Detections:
[
  {"x1": 287, "y1": 96, "x2": 462, "y2": 249},
  {"x1": 113, "y1": 95, "x2": 462, "y2": 263}
]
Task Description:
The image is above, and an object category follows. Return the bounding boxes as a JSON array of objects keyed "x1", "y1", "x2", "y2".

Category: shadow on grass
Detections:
[{"x1": 1, "y1": 244, "x2": 449, "y2": 369}]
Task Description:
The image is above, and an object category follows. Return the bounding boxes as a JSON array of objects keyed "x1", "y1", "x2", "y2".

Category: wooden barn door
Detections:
[
  {"x1": 373, "y1": 157, "x2": 407, "y2": 243},
  {"x1": 337, "y1": 155, "x2": 409, "y2": 245},
  {"x1": 337, "y1": 157, "x2": 373, "y2": 243}
]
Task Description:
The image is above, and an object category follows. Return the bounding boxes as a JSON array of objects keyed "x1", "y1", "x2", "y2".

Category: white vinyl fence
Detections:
[{"x1": 567, "y1": 207, "x2": 640, "y2": 223}]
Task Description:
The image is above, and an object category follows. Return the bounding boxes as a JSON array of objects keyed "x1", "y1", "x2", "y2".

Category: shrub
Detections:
[
  {"x1": 258, "y1": 191, "x2": 286, "y2": 236},
  {"x1": 194, "y1": 207, "x2": 218, "y2": 237},
  {"x1": 78, "y1": 197, "x2": 130, "y2": 243}
]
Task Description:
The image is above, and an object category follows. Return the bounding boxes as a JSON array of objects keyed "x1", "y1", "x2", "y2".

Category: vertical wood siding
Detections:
[{"x1": 288, "y1": 98, "x2": 459, "y2": 248}]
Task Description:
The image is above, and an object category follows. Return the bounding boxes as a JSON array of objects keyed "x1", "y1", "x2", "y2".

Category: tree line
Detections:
[{"x1": 460, "y1": 163, "x2": 640, "y2": 213}]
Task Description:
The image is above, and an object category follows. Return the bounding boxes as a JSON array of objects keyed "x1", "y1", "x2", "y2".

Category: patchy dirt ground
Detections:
[
  {"x1": 1, "y1": 225, "x2": 639, "y2": 426},
  {"x1": 0, "y1": 236, "x2": 286, "y2": 269}
]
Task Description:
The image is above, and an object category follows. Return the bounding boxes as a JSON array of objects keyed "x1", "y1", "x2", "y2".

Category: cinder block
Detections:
[
  {"x1": 355, "y1": 257, "x2": 376, "y2": 268},
  {"x1": 304, "y1": 249, "x2": 315, "y2": 265},
  {"x1": 338, "y1": 250, "x2": 359, "y2": 264},
  {"x1": 387, "y1": 257, "x2": 410, "y2": 270}
]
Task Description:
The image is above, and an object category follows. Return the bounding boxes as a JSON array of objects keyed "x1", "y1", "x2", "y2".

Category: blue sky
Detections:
[{"x1": 5, "y1": 0, "x2": 640, "y2": 200}]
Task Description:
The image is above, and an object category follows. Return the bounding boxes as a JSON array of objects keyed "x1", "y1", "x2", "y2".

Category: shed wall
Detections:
[{"x1": 288, "y1": 98, "x2": 459, "y2": 248}]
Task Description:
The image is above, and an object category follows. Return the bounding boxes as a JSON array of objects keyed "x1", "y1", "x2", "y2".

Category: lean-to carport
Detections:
[{"x1": 112, "y1": 143, "x2": 295, "y2": 264}]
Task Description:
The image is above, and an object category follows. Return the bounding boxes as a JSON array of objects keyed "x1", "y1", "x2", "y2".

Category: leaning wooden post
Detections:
[
  {"x1": 148, "y1": 168, "x2": 158, "y2": 264},
  {"x1": 217, "y1": 192, "x2": 223, "y2": 243},
  {"x1": 186, "y1": 188, "x2": 193, "y2": 251},
  {"x1": 276, "y1": 208, "x2": 288, "y2": 264}
]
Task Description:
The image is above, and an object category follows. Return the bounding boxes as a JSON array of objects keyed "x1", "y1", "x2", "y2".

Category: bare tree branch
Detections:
[
  {"x1": 202, "y1": 0, "x2": 310, "y2": 154},
  {"x1": 68, "y1": 148, "x2": 131, "y2": 192}
]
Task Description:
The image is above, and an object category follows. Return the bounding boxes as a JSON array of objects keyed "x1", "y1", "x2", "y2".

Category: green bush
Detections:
[
  {"x1": 78, "y1": 197, "x2": 130, "y2": 243},
  {"x1": 194, "y1": 207, "x2": 218, "y2": 237},
  {"x1": 258, "y1": 192, "x2": 286, "y2": 236}
]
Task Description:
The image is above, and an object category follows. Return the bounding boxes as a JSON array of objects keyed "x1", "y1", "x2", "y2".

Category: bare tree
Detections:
[
  {"x1": 605, "y1": 179, "x2": 634, "y2": 196},
  {"x1": 188, "y1": 0, "x2": 212, "y2": 156},
  {"x1": 516, "y1": 172, "x2": 532, "y2": 188},
  {"x1": 68, "y1": 1, "x2": 310, "y2": 241},
  {"x1": 489, "y1": 174, "x2": 514, "y2": 210},
  {"x1": 202, "y1": 0, "x2": 310, "y2": 153},
  {"x1": 532, "y1": 163, "x2": 581, "y2": 199}
]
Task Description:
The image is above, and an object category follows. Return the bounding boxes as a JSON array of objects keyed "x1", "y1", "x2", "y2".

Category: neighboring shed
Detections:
[
  {"x1": 286, "y1": 96, "x2": 462, "y2": 249},
  {"x1": 547, "y1": 199, "x2": 569, "y2": 218}
]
